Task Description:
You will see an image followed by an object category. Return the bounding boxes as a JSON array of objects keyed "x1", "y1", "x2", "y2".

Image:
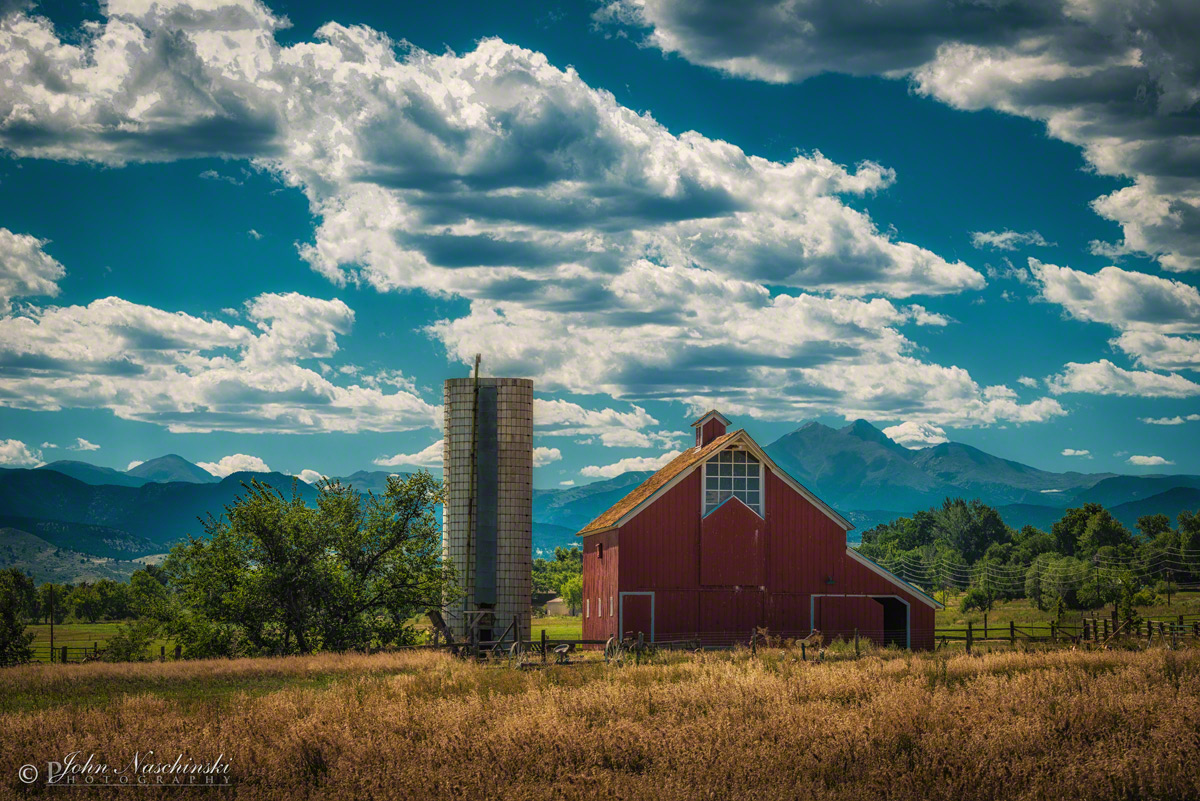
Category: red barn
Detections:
[{"x1": 579, "y1": 411, "x2": 941, "y2": 649}]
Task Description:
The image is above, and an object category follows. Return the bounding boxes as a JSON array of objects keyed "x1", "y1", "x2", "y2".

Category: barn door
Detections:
[{"x1": 620, "y1": 593, "x2": 654, "y2": 642}]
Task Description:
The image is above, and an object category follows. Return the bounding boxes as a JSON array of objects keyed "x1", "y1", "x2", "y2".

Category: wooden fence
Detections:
[{"x1": 933, "y1": 613, "x2": 1200, "y2": 651}]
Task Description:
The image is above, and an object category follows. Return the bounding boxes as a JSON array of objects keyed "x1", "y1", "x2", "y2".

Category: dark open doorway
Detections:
[{"x1": 874, "y1": 597, "x2": 908, "y2": 649}]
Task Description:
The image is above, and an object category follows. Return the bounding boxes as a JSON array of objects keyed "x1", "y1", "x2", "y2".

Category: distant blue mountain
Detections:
[{"x1": 37, "y1": 460, "x2": 146, "y2": 487}]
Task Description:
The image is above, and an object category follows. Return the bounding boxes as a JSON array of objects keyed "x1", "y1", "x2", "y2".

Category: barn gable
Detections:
[
  {"x1": 577, "y1": 428, "x2": 852, "y2": 537},
  {"x1": 580, "y1": 410, "x2": 942, "y2": 648}
]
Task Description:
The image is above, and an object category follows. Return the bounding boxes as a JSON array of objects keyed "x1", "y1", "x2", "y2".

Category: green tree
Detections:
[
  {"x1": 1012, "y1": 525, "x2": 1055, "y2": 565},
  {"x1": 559, "y1": 575, "x2": 582, "y2": 616},
  {"x1": 1077, "y1": 509, "x2": 1134, "y2": 556},
  {"x1": 129, "y1": 568, "x2": 170, "y2": 620},
  {"x1": 69, "y1": 583, "x2": 103, "y2": 623},
  {"x1": 1051, "y1": 503, "x2": 1105, "y2": 557},
  {"x1": 0, "y1": 568, "x2": 36, "y2": 667},
  {"x1": 1136, "y1": 513, "x2": 1172, "y2": 541},
  {"x1": 532, "y1": 546, "x2": 582, "y2": 597},
  {"x1": 162, "y1": 473, "x2": 454, "y2": 657},
  {"x1": 933, "y1": 499, "x2": 1009, "y2": 564},
  {"x1": 94, "y1": 579, "x2": 132, "y2": 620}
]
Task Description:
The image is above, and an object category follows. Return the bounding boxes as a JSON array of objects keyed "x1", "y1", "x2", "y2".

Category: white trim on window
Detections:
[{"x1": 701, "y1": 445, "x2": 764, "y2": 517}]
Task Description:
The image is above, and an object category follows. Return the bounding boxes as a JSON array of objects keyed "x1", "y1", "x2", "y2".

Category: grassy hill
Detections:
[{"x1": 0, "y1": 528, "x2": 141, "y2": 584}]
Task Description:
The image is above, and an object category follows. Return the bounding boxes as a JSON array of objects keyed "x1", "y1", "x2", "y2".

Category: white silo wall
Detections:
[{"x1": 442, "y1": 377, "x2": 532, "y2": 641}]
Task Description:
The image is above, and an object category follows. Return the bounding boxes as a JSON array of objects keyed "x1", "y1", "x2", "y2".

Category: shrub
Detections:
[{"x1": 959, "y1": 586, "x2": 993, "y2": 613}]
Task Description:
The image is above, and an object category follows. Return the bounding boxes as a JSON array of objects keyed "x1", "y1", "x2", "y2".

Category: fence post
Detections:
[
  {"x1": 1009, "y1": 620, "x2": 1015, "y2": 646},
  {"x1": 541, "y1": 629, "x2": 547, "y2": 664},
  {"x1": 983, "y1": 614, "x2": 988, "y2": 641},
  {"x1": 160, "y1": 645, "x2": 165, "y2": 662},
  {"x1": 94, "y1": 641, "x2": 98, "y2": 655},
  {"x1": 174, "y1": 644, "x2": 182, "y2": 660},
  {"x1": 1103, "y1": 618, "x2": 1109, "y2": 640},
  {"x1": 801, "y1": 642, "x2": 806, "y2": 662},
  {"x1": 966, "y1": 621, "x2": 972, "y2": 655},
  {"x1": 1050, "y1": 622, "x2": 1056, "y2": 642},
  {"x1": 1148, "y1": 620, "x2": 1153, "y2": 641},
  {"x1": 60, "y1": 645, "x2": 67, "y2": 664}
]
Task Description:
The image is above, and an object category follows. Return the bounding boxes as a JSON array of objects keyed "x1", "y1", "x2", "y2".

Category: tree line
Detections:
[
  {"x1": 532, "y1": 546, "x2": 582, "y2": 614},
  {"x1": 1, "y1": 472, "x2": 455, "y2": 665},
  {"x1": 857, "y1": 498, "x2": 1200, "y2": 617}
]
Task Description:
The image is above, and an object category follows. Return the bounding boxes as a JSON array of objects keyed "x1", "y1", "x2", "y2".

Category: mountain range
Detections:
[{"x1": 2, "y1": 422, "x2": 1199, "y2": 582}]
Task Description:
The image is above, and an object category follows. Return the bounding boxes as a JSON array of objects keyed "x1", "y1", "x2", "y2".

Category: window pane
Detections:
[
  {"x1": 706, "y1": 475, "x2": 719, "y2": 490},
  {"x1": 733, "y1": 463, "x2": 746, "y2": 476},
  {"x1": 705, "y1": 490, "x2": 719, "y2": 508},
  {"x1": 734, "y1": 477, "x2": 745, "y2": 491},
  {"x1": 746, "y1": 453, "x2": 758, "y2": 465},
  {"x1": 719, "y1": 477, "x2": 731, "y2": 491},
  {"x1": 733, "y1": 450, "x2": 745, "y2": 463},
  {"x1": 746, "y1": 477, "x2": 759, "y2": 492},
  {"x1": 745, "y1": 492, "x2": 759, "y2": 509}
]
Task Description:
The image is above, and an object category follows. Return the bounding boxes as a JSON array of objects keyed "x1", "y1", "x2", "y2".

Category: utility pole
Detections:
[{"x1": 49, "y1": 584, "x2": 55, "y2": 664}]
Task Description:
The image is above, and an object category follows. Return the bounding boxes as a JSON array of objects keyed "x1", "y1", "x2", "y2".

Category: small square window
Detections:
[{"x1": 598, "y1": 543, "x2": 604, "y2": 559}]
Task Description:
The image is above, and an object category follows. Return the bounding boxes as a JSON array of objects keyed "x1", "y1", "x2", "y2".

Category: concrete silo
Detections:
[{"x1": 442, "y1": 367, "x2": 532, "y2": 643}]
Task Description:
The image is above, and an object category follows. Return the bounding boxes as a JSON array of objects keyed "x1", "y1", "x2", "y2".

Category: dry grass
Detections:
[{"x1": 2, "y1": 646, "x2": 1199, "y2": 800}]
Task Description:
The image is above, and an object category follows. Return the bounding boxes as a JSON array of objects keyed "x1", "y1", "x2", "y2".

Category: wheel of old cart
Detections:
[
  {"x1": 508, "y1": 641, "x2": 523, "y2": 660},
  {"x1": 604, "y1": 636, "x2": 619, "y2": 663}
]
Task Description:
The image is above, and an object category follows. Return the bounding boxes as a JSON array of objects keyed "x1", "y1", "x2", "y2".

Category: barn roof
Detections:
[
  {"x1": 576, "y1": 428, "x2": 853, "y2": 536},
  {"x1": 576, "y1": 430, "x2": 738, "y2": 536}
]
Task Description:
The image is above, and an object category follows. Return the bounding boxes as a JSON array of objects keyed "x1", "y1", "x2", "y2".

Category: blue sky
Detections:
[{"x1": 0, "y1": 0, "x2": 1198, "y2": 487}]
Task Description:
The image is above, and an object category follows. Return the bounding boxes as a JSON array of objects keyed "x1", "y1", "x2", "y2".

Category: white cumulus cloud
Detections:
[
  {"x1": 126, "y1": 460, "x2": 144, "y2": 471},
  {"x1": 0, "y1": 439, "x2": 43, "y2": 467},
  {"x1": 198, "y1": 454, "x2": 273, "y2": 478},
  {"x1": 1127, "y1": 455, "x2": 1174, "y2": 467},
  {"x1": 970, "y1": 230, "x2": 1052, "y2": 251},
  {"x1": 1061, "y1": 448, "x2": 1091, "y2": 458},
  {"x1": 0, "y1": 228, "x2": 65, "y2": 313},
  {"x1": 533, "y1": 446, "x2": 562, "y2": 467},
  {"x1": 298, "y1": 469, "x2": 323, "y2": 484},
  {"x1": 1140, "y1": 414, "x2": 1200, "y2": 425},
  {"x1": 882, "y1": 421, "x2": 948, "y2": 448},
  {"x1": 374, "y1": 440, "x2": 443, "y2": 469},
  {"x1": 69, "y1": 437, "x2": 99, "y2": 451},
  {"x1": 0, "y1": 291, "x2": 438, "y2": 434},
  {"x1": 1047, "y1": 360, "x2": 1200, "y2": 398},
  {"x1": 581, "y1": 450, "x2": 681, "y2": 478},
  {"x1": 598, "y1": 0, "x2": 1200, "y2": 273}
]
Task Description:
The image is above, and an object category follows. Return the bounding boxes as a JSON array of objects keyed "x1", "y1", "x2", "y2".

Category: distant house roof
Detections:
[{"x1": 577, "y1": 431, "x2": 738, "y2": 536}]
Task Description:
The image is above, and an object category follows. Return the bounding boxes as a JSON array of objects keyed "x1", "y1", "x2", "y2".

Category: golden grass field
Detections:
[{"x1": 2, "y1": 643, "x2": 1199, "y2": 800}]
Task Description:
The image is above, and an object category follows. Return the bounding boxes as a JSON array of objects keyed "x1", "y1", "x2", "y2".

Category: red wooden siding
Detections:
[
  {"x1": 581, "y1": 529, "x2": 619, "y2": 642},
  {"x1": 588, "y1": 435, "x2": 938, "y2": 648},
  {"x1": 814, "y1": 596, "x2": 884, "y2": 641},
  {"x1": 697, "y1": 417, "x2": 726, "y2": 447},
  {"x1": 700, "y1": 497, "x2": 764, "y2": 586}
]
